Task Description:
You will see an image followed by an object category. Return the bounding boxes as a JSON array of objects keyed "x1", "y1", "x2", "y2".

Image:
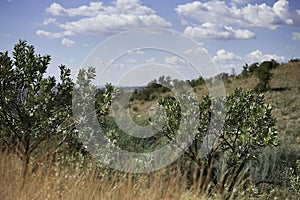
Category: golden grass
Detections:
[
  {"x1": 2, "y1": 148, "x2": 295, "y2": 200},
  {"x1": 0, "y1": 150, "x2": 212, "y2": 200}
]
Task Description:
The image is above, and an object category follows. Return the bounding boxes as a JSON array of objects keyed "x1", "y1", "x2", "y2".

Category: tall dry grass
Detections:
[
  {"x1": 1, "y1": 141, "x2": 297, "y2": 199},
  {"x1": 0, "y1": 150, "x2": 212, "y2": 200}
]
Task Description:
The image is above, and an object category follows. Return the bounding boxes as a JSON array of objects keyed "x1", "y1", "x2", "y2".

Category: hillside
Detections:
[{"x1": 129, "y1": 62, "x2": 300, "y2": 146}]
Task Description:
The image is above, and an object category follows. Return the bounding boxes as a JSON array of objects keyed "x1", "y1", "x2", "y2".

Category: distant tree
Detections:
[
  {"x1": 255, "y1": 62, "x2": 273, "y2": 92},
  {"x1": 270, "y1": 59, "x2": 279, "y2": 69},
  {"x1": 288, "y1": 58, "x2": 300, "y2": 63},
  {"x1": 215, "y1": 73, "x2": 230, "y2": 83},
  {"x1": 260, "y1": 60, "x2": 279, "y2": 70},
  {"x1": 248, "y1": 63, "x2": 259, "y2": 74},
  {"x1": 188, "y1": 76, "x2": 205, "y2": 87},
  {"x1": 241, "y1": 63, "x2": 249, "y2": 78},
  {"x1": 230, "y1": 68, "x2": 236, "y2": 77}
]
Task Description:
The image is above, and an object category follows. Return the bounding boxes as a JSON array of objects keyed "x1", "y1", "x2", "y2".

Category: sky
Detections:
[{"x1": 1, "y1": 0, "x2": 300, "y2": 86}]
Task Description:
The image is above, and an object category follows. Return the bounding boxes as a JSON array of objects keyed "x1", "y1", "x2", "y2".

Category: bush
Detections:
[
  {"x1": 0, "y1": 40, "x2": 76, "y2": 176},
  {"x1": 255, "y1": 63, "x2": 273, "y2": 92},
  {"x1": 152, "y1": 88, "x2": 278, "y2": 199}
]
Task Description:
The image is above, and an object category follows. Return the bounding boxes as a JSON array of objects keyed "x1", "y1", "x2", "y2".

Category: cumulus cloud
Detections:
[
  {"x1": 176, "y1": 0, "x2": 300, "y2": 40},
  {"x1": 291, "y1": 32, "x2": 300, "y2": 40},
  {"x1": 165, "y1": 56, "x2": 180, "y2": 65},
  {"x1": 184, "y1": 23, "x2": 255, "y2": 39},
  {"x1": 36, "y1": 30, "x2": 74, "y2": 39},
  {"x1": 213, "y1": 49, "x2": 242, "y2": 62},
  {"x1": 42, "y1": 0, "x2": 171, "y2": 36},
  {"x1": 61, "y1": 38, "x2": 75, "y2": 47},
  {"x1": 245, "y1": 50, "x2": 285, "y2": 63},
  {"x1": 165, "y1": 56, "x2": 186, "y2": 66},
  {"x1": 36, "y1": 30, "x2": 63, "y2": 39},
  {"x1": 42, "y1": 18, "x2": 56, "y2": 25},
  {"x1": 184, "y1": 46, "x2": 208, "y2": 55}
]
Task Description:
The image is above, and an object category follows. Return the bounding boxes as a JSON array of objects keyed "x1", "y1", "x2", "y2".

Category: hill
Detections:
[{"x1": 129, "y1": 62, "x2": 300, "y2": 147}]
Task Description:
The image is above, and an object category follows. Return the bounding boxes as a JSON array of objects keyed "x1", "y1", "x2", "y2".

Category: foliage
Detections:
[
  {"x1": 152, "y1": 88, "x2": 278, "y2": 199},
  {"x1": 0, "y1": 40, "x2": 76, "y2": 176},
  {"x1": 288, "y1": 58, "x2": 300, "y2": 63},
  {"x1": 241, "y1": 60, "x2": 278, "y2": 92},
  {"x1": 249, "y1": 143, "x2": 300, "y2": 195},
  {"x1": 188, "y1": 76, "x2": 205, "y2": 87},
  {"x1": 241, "y1": 63, "x2": 249, "y2": 77},
  {"x1": 248, "y1": 63, "x2": 259, "y2": 74},
  {"x1": 254, "y1": 62, "x2": 273, "y2": 92},
  {"x1": 214, "y1": 72, "x2": 230, "y2": 83}
]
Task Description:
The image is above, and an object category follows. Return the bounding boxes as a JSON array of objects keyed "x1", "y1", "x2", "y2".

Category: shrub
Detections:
[
  {"x1": 255, "y1": 63, "x2": 273, "y2": 92},
  {"x1": 152, "y1": 88, "x2": 278, "y2": 199},
  {"x1": 0, "y1": 40, "x2": 76, "y2": 176}
]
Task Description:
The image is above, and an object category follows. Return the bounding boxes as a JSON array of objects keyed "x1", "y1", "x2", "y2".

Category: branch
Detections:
[{"x1": 255, "y1": 180, "x2": 276, "y2": 187}]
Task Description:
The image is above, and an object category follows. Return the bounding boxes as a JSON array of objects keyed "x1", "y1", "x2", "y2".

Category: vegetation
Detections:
[
  {"x1": 0, "y1": 41, "x2": 299, "y2": 199},
  {"x1": 0, "y1": 41, "x2": 76, "y2": 177}
]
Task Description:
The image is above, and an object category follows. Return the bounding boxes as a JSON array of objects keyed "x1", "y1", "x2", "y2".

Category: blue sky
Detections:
[{"x1": 1, "y1": 0, "x2": 300, "y2": 85}]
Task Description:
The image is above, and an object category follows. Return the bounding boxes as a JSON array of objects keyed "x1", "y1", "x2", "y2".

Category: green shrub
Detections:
[{"x1": 255, "y1": 63, "x2": 273, "y2": 92}]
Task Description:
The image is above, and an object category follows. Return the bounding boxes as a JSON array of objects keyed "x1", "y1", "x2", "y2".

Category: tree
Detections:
[
  {"x1": 214, "y1": 89, "x2": 277, "y2": 198},
  {"x1": 153, "y1": 88, "x2": 278, "y2": 199},
  {"x1": 0, "y1": 40, "x2": 75, "y2": 176},
  {"x1": 255, "y1": 62, "x2": 273, "y2": 92},
  {"x1": 248, "y1": 63, "x2": 259, "y2": 74},
  {"x1": 241, "y1": 63, "x2": 249, "y2": 77}
]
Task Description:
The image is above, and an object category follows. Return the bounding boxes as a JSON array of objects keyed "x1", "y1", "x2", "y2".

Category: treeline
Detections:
[{"x1": 130, "y1": 59, "x2": 295, "y2": 102}]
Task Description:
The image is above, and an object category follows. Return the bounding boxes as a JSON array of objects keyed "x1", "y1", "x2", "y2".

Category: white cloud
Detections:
[
  {"x1": 184, "y1": 23, "x2": 255, "y2": 40},
  {"x1": 128, "y1": 48, "x2": 144, "y2": 55},
  {"x1": 46, "y1": 1, "x2": 155, "y2": 17},
  {"x1": 213, "y1": 49, "x2": 242, "y2": 62},
  {"x1": 61, "y1": 38, "x2": 75, "y2": 47},
  {"x1": 291, "y1": 32, "x2": 300, "y2": 40},
  {"x1": 165, "y1": 56, "x2": 187, "y2": 66},
  {"x1": 245, "y1": 50, "x2": 285, "y2": 63},
  {"x1": 146, "y1": 57, "x2": 156, "y2": 63},
  {"x1": 36, "y1": 30, "x2": 74, "y2": 39},
  {"x1": 165, "y1": 56, "x2": 180, "y2": 65},
  {"x1": 195, "y1": 46, "x2": 208, "y2": 54},
  {"x1": 231, "y1": 0, "x2": 251, "y2": 5},
  {"x1": 44, "y1": 0, "x2": 171, "y2": 35},
  {"x1": 176, "y1": 0, "x2": 300, "y2": 40},
  {"x1": 36, "y1": 30, "x2": 63, "y2": 39},
  {"x1": 184, "y1": 46, "x2": 208, "y2": 55},
  {"x1": 42, "y1": 18, "x2": 56, "y2": 25},
  {"x1": 46, "y1": 3, "x2": 66, "y2": 16}
]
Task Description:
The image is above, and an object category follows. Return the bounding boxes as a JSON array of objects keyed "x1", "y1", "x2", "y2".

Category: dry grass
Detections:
[
  {"x1": 1, "y1": 149, "x2": 295, "y2": 200},
  {"x1": 0, "y1": 151, "x2": 211, "y2": 200}
]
